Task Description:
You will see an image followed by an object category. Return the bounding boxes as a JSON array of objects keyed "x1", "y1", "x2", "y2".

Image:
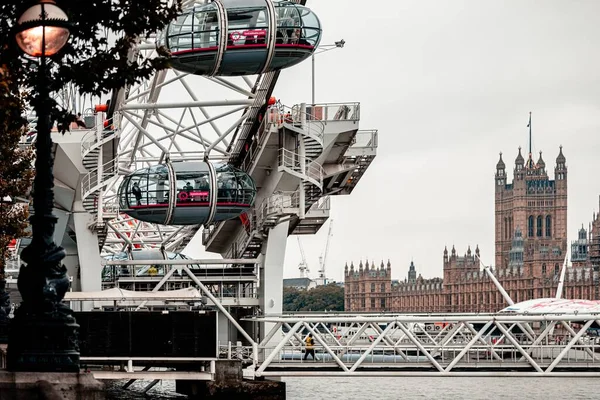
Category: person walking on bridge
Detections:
[{"x1": 303, "y1": 333, "x2": 316, "y2": 361}]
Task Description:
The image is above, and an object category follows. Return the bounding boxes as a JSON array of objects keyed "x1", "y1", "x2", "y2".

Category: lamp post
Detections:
[
  {"x1": 8, "y1": 0, "x2": 79, "y2": 372},
  {"x1": 311, "y1": 39, "x2": 345, "y2": 105}
]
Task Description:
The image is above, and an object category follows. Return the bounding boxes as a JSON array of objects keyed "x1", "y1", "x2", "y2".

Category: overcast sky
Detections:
[{"x1": 188, "y1": 0, "x2": 600, "y2": 283}]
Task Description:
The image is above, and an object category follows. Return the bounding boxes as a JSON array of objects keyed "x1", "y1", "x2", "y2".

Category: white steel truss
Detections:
[{"x1": 237, "y1": 313, "x2": 600, "y2": 377}]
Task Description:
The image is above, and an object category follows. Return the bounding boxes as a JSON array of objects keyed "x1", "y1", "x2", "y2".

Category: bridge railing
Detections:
[
  {"x1": 218, "y1": 343, "x2": 254, "y2": 362},
  {"x1": 246, "y1": 313, "x2": 600, "y2": 377},
  {"x1": 351, "y1": 129, "x2": 378, "y2": 149},
  {"x1": 303, "y1": 102, "x2": 361, "y2": 122},
  {"x1": 102, "y1": 264, "x2": 259, "y2": 284}
]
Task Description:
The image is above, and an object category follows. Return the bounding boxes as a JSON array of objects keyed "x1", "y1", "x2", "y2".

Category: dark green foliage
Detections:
[
  {"x1": 0, "y1": 0, "x2": 182, "y2": 312},
  {"x1": 0, "y1": 67, "x2": 34, "y2": 282},
  {"x1": 0, "y1": 0, "x2": 182, "y2": 103},
  {"x1": 283, "y1": 284, "x2": 344, "y2": 312}
]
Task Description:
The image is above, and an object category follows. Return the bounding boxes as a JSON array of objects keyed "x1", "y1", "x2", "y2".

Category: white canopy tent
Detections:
[{"x1": 65, "y1": 287, "x2": 206, "y2": 308}]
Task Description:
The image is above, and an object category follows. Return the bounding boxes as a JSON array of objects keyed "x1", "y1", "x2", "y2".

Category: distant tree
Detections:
[
  {"x1": 0, "y1": 66, "x2": 34, "y2": 321},
  {"x1": 283, "y1": 284, "x2": 344, "y2": 312}
]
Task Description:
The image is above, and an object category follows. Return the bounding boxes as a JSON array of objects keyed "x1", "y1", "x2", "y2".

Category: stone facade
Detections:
[
  {"x1": 495, "y1": 147, "x2": 568, "y2": 277},
  {"x1": 344, "y1": 261, "x2": 392, "y2": 312},
  {"x1": 344, "y1": 146, "x2": 600, "y2": 313}
]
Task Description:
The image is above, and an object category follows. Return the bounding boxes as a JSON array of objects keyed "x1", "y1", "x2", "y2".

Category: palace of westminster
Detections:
[{"x1": 344, "y1": 145, "x2": 600, "y2": 313}]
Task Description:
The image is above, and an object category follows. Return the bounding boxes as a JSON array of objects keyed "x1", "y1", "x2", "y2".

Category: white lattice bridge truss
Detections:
[{"x1": 233, "y1": 313, "x2": 600, "y2": 378}]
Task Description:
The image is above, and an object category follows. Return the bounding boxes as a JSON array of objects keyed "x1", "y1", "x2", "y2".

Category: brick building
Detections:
[{"x1": 345, "y1": 146, "x2": 600, "y2": 312}]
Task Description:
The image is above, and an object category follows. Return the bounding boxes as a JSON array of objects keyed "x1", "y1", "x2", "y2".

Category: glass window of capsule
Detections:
[
  {"x1": 161, "y1": 1, "x2": 321, "y2": 66},
  {"x1": 166, "y1": 2, "x2": 220, "y2": 52},
  {"x1": 119, "y1": 164, "x2": 171, "y2": 209},
  {"x1": 226, "y1": 6, "x2": 269, "y2": 47},
  {"x1": 215, "y1": 164, "x2": 256, "y2": 205},
  {"x1": 274, "y1": 2, "x2": 320, "y2": 47},
  {"x1": 118, "y1": 163, "x2": 256, "y2": 209}
]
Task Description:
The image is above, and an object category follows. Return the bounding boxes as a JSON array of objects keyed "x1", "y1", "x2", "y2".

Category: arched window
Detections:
[
  {"x1": 380, "y1": 283, "x2": 385, "y2": 293},
  {"x1": 542, "y1": 263, "x2": 546, "y2": 275},
  {"x1": 528, "y1": 216, "x2": 534, "y2": 237},
  {"x1": 536, "y1": 215, "x2": 543, "y2": 237},
  {"x1": 546, "y1": 215, "x2": 552, "y2": 237},
  {"x1": 370, "y1": 283, "x2": 375, "y2": 292},
  {"x1": 554, "y1": 264, "x2": 559, "y2": 276}
]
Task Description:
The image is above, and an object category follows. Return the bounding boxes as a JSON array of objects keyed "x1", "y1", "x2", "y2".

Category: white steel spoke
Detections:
[
  {"x1": 208, "y1": 76, "x2": 256, "y2": 98},
  {"x1": 182, "y1": 266, "x2": 255, "y2": 348},
  {"x1": 242, "y1": 75, "x2": 255, "y2": 89},
  {"x1": 206, "y1": 112, "x2": 249, "y2": 156},
  {"x1": 125, "y1": 73, "x2": 189, "y2": 103},
  {"x1": 121, "y1": 113, "x2": 170, "y2": 156}
]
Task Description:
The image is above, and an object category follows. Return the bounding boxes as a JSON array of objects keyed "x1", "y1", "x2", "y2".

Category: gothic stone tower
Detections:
[{"x1": 495, "y1": 144, "x2": 567, "y2": 277}]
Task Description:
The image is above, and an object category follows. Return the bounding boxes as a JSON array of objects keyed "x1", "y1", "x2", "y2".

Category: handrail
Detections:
[
  {"x1": 280, "y1": 104, "x2": 325, "y2": 145},
  {"x1": 81, "y1": 117, "x2": 117, "y2": 158},
  {"x1": 257, "y1": 191, "x2": 300, "y2": 229},
  {"x1": 309, "y1": 195, "x2": 330, "y2": 213},
  {"x1": 303, "y1": 102, "x2": 361, "y2": 122},
  {"x1": 81, "y1": 157, "x2": 119, "y2": 199},
  {"x1": 351, "y1": 129, "x2": 378, "y2": 150},
  {"x1": 278, "y1": 148, "x2": 323, "y2": 189},
  {"x1": 240, "y1": 117, "x2": 273, "y2": 173},
  {"x1": 101, "y1": 198, "x2": 120, "y2": 217}
]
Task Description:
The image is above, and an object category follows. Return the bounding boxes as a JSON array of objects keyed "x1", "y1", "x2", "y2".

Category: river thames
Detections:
[{"x1": 284, "y1": 377, "x2": 596, "y2": 400}]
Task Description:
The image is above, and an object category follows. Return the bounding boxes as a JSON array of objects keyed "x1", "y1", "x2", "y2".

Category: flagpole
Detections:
[{"x1": 528, "y1": 111, "x2": 532, "y2": 158}]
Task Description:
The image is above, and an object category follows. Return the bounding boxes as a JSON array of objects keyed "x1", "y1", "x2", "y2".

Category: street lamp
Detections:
[
  {"x1": 8, "y1": 0, "x2": 79, "y2": 372},
  {"x1": 311, "y1": 39, "x2": 345, "y2": 105}
]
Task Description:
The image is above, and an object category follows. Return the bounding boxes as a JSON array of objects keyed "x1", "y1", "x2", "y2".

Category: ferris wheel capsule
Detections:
[
  {"x1": 159, "y1": 0, "x2": 322, "y2": 76},
  {"x1": 117, "y1": 162, "x2": 257, "y2": 226}
]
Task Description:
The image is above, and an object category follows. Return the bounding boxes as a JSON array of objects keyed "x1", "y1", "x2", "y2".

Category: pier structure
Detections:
[{"x1": 8, "y1": 0, "x2": 376, "y2": 393}]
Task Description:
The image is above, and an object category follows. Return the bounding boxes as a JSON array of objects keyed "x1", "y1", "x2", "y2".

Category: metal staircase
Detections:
[
  {"x1": 206, "y1": 103, "x2": 327, "y2": 258},
  {"x1": 80, "y1": 116, "x2": 120, "y2": 250}
]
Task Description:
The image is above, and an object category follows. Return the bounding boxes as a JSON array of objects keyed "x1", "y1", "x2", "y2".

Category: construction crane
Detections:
[
  {"x1": 297, "y1": 236, "x2": 310, "y2": 278},
  {"x1": 317, "y1": 220, "x2": 333, "y2": 285}
]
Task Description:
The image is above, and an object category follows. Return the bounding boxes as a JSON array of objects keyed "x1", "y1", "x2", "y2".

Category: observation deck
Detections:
[{"x1": 203, "y1": 101, "x2": 377, "y2": 259}]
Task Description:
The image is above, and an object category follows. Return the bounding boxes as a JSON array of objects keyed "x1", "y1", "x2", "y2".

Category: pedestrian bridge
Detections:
[{"x1": 236, "y1": 313, "x2": 600, "y2": 377}]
